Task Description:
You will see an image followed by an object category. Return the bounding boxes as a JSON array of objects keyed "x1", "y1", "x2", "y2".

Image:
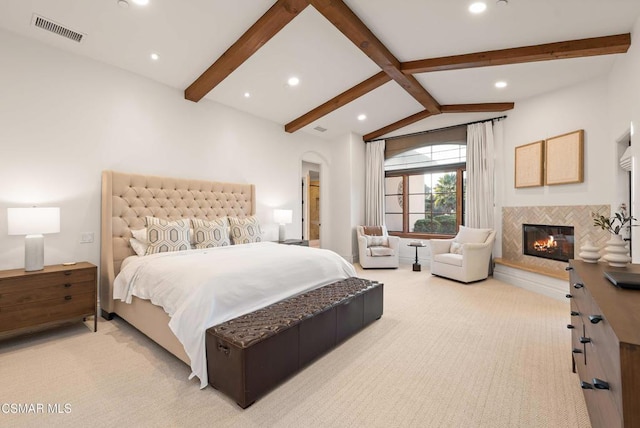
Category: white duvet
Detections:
[{"x1": 113, "y1": 242, "x2": 356, "y2": 388}]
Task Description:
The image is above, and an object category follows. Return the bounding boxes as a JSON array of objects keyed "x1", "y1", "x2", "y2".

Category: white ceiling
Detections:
[{"x1": 1, "y1": 0, "x2": 639, "y2": 141}]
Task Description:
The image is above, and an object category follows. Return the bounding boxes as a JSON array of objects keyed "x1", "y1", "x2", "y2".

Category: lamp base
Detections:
[
  {"x1": 278, "y1": 224, "x2": 286, "y2": 242},
  {"x1": 25, "y1": 234, "x2": 45, "y2": 271}
]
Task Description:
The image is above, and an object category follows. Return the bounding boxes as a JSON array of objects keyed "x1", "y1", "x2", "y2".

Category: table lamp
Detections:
[
  {"x1": 273, "y1": 209, "x2": 292, "y2": 242},
  {"x1": 8, "y1": 207, "x2": 60, "y2": 271}
]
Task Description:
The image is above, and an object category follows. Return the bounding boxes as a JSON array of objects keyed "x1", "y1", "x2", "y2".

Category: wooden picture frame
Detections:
[
  {"x1": 545, "y1": 130, "x2": 584, "y2": 185},
  {"x1": 514, "y1": 141, "x2": 544, "y2": 188}
]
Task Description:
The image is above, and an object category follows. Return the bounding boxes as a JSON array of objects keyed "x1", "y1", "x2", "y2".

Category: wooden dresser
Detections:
[
  {"x1": 567, "y1": 260, "x2": 640, "y2": 428},
  {"x1": 0, "y1": 262, "x2": 97, "y2": 338}
]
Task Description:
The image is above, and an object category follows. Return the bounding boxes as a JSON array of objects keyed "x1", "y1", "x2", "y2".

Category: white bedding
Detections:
[{"x1": 113, "y1": 242, "x2": 356, "y2": 388}]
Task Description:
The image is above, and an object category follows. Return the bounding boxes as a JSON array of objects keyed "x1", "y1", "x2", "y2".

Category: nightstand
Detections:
[
  {"x1": 279, "y1": 239, "x2": 309, "y2": 246},
  {"x1": 0, "y1": 262, "x2": 97, "y2": 339}
]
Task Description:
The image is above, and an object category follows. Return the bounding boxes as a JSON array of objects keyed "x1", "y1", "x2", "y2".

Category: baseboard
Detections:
[{"x1": 493, "y1": 263, "x2": 568, "y2": 302}]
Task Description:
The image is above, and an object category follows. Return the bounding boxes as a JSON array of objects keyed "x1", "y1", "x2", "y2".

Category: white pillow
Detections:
[
  {"x1": 366, "y1": 235, "x2": 388, "y2": 247},
  {"x1": 228, "y1": 216, "x2": 263, "y2": 244},
  {"x1": 455, "y1": 226, "x2": 491, "y2": 244},
  {"x1": 130, "y1": 238, "x2": 148, "y2": 257},
  {"x1": 144, "y1": 217, "x2": 191, "y2": 254},
  {"x1": 192, "y1": 218, "x2": 230, "y2": 248},
  {"x1": 450, "y1": 242, "x2": 463, "y2": 255}
]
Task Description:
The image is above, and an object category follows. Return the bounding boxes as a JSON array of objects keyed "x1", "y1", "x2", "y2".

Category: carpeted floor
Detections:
[{"x1": 0, "y1": 264, "x2": 590, "y2": 427}]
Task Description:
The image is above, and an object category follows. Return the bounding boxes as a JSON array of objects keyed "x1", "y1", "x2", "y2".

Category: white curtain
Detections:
[
  {"x1": 466, "y1": 121, "x2": 495, "y2": 229},
  {"x1": 365, "y1": 140, "x2": 386, "y2": 226}
]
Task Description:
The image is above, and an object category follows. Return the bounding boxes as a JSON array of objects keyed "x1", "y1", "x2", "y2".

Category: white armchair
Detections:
[
  {"x1": 429, "y1": 226, "x2": 496, "y2": 283},
  {"x1": 357, "y1": 226, "x2": 400, "y2": 269}
]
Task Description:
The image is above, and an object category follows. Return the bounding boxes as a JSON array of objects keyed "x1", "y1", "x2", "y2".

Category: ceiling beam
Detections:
[
  {"x1": 310, "y1": 0, "x2": 441, "y2": 114},
  {"x1": 363, "y1": 102, "x2": 515, "y2": 141},
  {"x1": 402, "y1": 33, "x2": 631, "y2": 74},
  {"x1": 184, "y1": 0, "x2": 310, "y2": 102},
  {"x1": 440, "y1": 103, "x2": 515, "y2": 113},
  {"x1": 285, "y1": 71, "x2": 391, "y2": 133},
  {"x1": 363, "y1": 110, "x2": 436, "y2": 142}
]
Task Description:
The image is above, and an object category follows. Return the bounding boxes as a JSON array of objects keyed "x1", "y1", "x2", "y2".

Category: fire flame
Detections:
[{"x1": 533, "y1": 236, "x2": 557, "y2": 252}]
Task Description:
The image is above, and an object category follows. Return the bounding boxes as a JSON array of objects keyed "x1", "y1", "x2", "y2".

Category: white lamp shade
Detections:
[
  {"x1": 273, "y1": 209, "x2": 293, "y2": 225},
  {"x1": 8, "y1": 207, "x2": 60, "y2": 235}
]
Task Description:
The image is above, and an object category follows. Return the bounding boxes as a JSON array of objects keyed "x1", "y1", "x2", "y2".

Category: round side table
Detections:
[{"x1": 408, "y1": 242, "x2": 426, "y2": 271}]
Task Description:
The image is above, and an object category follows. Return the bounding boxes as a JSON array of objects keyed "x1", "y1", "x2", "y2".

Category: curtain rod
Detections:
[{"x1": 365, "y1": 115, "x2": 507, "y2": 143}]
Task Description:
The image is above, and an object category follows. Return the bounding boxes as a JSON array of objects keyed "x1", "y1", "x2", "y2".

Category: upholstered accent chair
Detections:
[
  {"x1": 429, "y1": 226, "x2": 496, "y2": 283},
  {"x1": 357, "y1": 225, "x2": 400, "y2": 269}
]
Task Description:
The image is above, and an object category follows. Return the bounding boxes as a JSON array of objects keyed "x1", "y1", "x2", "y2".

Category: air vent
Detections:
[
  {"x1": 32, "y1": 14, "x2": 85, "y2": 43},
  {"x1": 313, "y1": 126, "x2": 327, "y2": 133}
]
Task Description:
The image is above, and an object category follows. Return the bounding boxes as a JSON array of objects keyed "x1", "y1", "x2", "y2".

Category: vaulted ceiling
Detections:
[{"x1": 1, "y1": 1, "x2": 639, "y2": 141}]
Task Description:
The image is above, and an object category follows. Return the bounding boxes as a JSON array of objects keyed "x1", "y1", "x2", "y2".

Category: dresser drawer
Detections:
[
  {"x1": 0, "y1": 268, "x2": 96, "y2": 294},
  {"x1": 0, "y1": 292, "x2": 95, "y2": 333},
  {"x1": 580, "y1": 352, "x2": 623, "y2": 428},
  {"x1": 0, "y1": 280, "x2": 95, "y2": 308}
]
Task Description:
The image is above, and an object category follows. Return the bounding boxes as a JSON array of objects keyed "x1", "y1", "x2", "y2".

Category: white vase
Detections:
[
  {"x1": 578, "y1": 239, "x2": 601, "y2": 263},
  {"x1": 603, "y1": 233, "x2": 631, "y2": 267}
]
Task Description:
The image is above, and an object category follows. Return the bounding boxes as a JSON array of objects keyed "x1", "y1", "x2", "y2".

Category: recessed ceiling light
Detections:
[
  {"x1": 150, "y1": 52, "x2": 159, "y2": 61},
  {"x1": 357, "y1": 114, "x2": 367, "y2": 121},
  {"x1": 496, "y1": 0, "x2": 508, "y2": 5},
  {"x1": 495, "y1": 81, "x2": 507, "y2": 88},
  {"x1": 469, "y1": 2, "x2": 487, "y2": 13},
  {"x1": 117, "y1": 0, "x2": 129, "y2": 8},
  {"x1": 287, "y1": 77, "x2": 299, "y2": 86},
  {"x1": 132, "y1": 0, "x2": 149, "y2": 5},
  {"x1": 244, "y1": 92, "x2": 251, "y2": 98}
]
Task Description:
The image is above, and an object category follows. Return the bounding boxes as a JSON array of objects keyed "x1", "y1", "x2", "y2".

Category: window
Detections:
[{"x1": 384, "y1": 144, "x2": 466, "y2": 238}]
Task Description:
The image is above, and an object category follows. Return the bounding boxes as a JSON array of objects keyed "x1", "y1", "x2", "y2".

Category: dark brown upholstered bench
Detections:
[{"x1": 205, "y1": 277, "x2": 383, "y2": 408}]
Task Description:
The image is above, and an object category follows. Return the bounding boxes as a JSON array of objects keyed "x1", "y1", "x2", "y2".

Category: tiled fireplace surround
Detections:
[{"x1": 501, "y1": 205, "x2": 610, "y2": 277}]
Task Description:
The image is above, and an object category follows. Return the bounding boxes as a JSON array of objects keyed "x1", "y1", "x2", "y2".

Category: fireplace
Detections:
[{"x1": 522, "y1": 224, "x2": 575, "y2": 262}]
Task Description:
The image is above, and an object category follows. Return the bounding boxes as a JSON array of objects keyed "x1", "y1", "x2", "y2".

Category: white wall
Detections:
[{"x1": 0, "y1": 29, "x2": 353, "y2": 270}]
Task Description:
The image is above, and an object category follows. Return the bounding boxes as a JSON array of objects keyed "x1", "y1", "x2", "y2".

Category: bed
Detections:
[{"x1": 100, "y1": 170, "x2": 356, "y2": 388}]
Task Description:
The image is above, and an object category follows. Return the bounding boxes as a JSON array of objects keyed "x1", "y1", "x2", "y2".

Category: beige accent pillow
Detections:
[
  {"x1": 192, "y1": 218, "x2": 230, "y2": 249},
  {"x1": 228, "y1": 216, "x2": 263, "y2": 244},
  {"x1": 450, "y1": 242, "x2": 464, "y2": 255},
  {"x1": 132, "y1": 226, "x2": 196, "y2": 246},
  {"x1": 366, "y1": 235, "x2": 388, "y2": 247},
  {"x1": 144, "y1": 217, "x2": 190, "y2": 254},
  {"x1": 455, "y1": 226, "x2": 491, "y2": 244}
]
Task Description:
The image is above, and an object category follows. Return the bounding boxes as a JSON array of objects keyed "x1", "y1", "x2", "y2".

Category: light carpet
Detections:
[{"x1": 0, "y1": 265, "x2": 590, "y2": 427}]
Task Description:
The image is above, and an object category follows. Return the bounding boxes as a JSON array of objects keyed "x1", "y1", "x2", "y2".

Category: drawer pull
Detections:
[
  {"x1": 566, "y1": 294, "x2": 573, "y2": 299},
  {"x1": 593, "y1": 378, "x2": 610, "y2": 390},
  {"x1": 572, "y1": 348, "x2": 583, "y2": 354},
  {"x1": 64, "y1": 271, "x2": 72, "y2": 276},
  {"x1": 565, "y1": 266, "x2": 573, "y2": 271},
  {"x1": 573, "y1": 283, "x2": 584, "y2": 289},
  {"x1": 64, "y1": 295, "x2": 72, "y2": 301},
  {"x1": 570, "y1": 311, "x2": 580, "y2": 316},
  {"x1": 580, "y1": 337, "x2": 591, "y2": 344},
  {"x1": 567, "y1": 324, "x2": 575, "y2": 329},
  {"x1": 64, "y1": 283, "x2": 72, "y2": 288},
  {"x1": 580, "y1": 381, "x2": 593, "y2": 389},
  {"x1": 217, "y1": 343, "x2": 230, "y2": 356},
  {"x1": 589, "y1": 315, "x2": 603, "y2": 324}
]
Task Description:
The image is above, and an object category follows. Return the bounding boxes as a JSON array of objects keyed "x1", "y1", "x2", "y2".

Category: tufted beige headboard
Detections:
[{"x1": 100, "y1": 170, "x2": 255, "y2": 314}]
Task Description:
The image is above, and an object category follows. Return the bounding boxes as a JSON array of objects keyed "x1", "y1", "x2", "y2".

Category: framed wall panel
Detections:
[
  {"x1": 515, "y1": 141, "x2": 544, "y2": 188},
  {"x1": 545, "y1": 130, "x2": 584, "y2": 185}
]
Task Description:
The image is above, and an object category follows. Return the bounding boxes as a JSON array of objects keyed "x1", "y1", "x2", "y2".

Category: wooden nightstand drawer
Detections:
[
  {"x1": 0, "y1": 262, "x2": 97, "y2": 338},
  {"x1": 0, "y1": 292, "x2": 95, "y2": 333}
]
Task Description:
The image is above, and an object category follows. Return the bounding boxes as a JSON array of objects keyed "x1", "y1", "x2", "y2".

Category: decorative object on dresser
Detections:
[
  {"x1": 7, "y1": 207, "x2": 60, "y2": 271},
  {"x1": 578, "y1": 239, "x2": 601, "y2": 263},
  {"x1": 592, "y1": 206, "x2": 635, "y2": 267},
  {"x1": 0, "y1": 262, "x2": 97, "y2": 339},
  {"x1": 566, "y1": 260, "x2": 640, "y2": 428},
  {"x1": 273, "y1": 209, "x2": 293, "y2": 242},
  {"x1": 207, "y1": 277, "x2": 383, "y2": 408}
]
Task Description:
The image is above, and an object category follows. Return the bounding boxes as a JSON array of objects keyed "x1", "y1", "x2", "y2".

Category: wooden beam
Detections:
[
  {"x1": 310, "y1": 0, "x2": 441, "y2": 114},
  {"x1": 402, "y1": 33, "x2": 631, "y2": 74},
  {"x1": 285, "y1": 72, "x2": 391, "y2": 133},
  {"x1": 440, "y1": 103, "x2": 514, "y2": 113},
  {"x1": 363, "y1": 110, "x2": 436, "y2": 141},
  {"x1": 184, "y1": 0, "x2": 310, "y2": 102}
]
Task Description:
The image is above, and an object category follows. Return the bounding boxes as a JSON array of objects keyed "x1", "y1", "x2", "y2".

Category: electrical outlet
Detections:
[{"x1": 80, "y1": 232, "x2": 94, "y2": 243}]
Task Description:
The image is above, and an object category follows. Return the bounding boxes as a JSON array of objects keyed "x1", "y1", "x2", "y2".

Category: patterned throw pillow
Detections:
[
  {"x1": 228, "y1": 216, "x2": 263, "y2": 244},
  {"x1": 366, "y1": 235, "x2": 389, "y2": 247},
  {"x1": 192, "y1": 218, "x2": 230, "y2": 249},
  {"x1": 144, "y1": 217, "x2": 190, "y2": 254}
]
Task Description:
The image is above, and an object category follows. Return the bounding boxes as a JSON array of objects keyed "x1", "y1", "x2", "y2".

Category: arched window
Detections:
[{"x1": 384, "y1": 143, "x2": 466, "y2": 238}]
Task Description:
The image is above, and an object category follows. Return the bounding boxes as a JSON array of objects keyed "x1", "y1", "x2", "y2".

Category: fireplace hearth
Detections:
[{"x1": 522, "y1": 224, "x2": 574, "y2": 262}]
